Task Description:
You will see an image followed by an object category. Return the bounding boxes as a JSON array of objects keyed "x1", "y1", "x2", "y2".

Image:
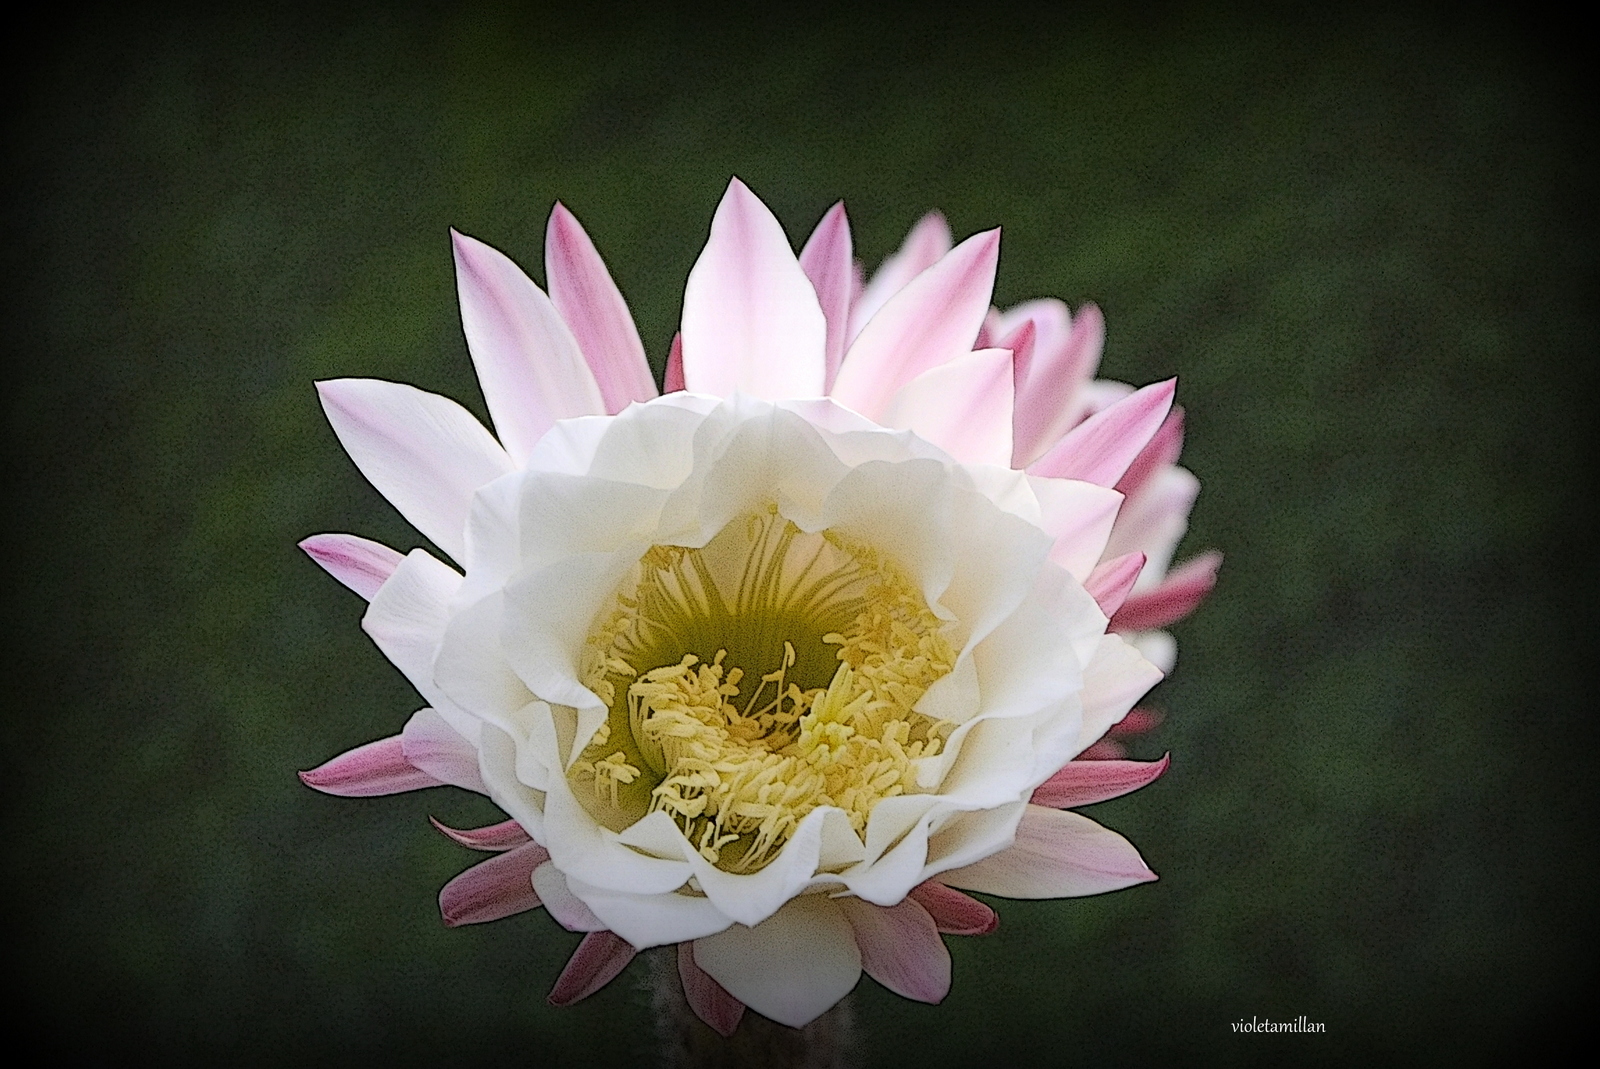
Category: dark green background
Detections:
[{"x1": 4, "y1": 4, "x2": 1593, "y2": 1065}]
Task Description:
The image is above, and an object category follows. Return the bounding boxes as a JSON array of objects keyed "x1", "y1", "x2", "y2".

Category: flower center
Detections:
[{"x1": 572, "y1": 505, "x2": 957, "y2": 873}]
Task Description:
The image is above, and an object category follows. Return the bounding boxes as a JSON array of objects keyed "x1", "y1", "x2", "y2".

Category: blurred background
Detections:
[{"x1": 3, "y1": 3, "x2": 1593, "y2": 1065}]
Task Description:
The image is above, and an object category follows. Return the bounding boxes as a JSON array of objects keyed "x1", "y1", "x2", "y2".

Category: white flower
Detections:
[{"x1": 300, "y1": 179, "x2": 1186, "y2": 1030}]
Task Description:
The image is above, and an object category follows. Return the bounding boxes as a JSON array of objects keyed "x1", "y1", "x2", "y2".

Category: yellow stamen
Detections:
[{"x1": 571, "y1": 507, "x2": 956, "y2": 871}]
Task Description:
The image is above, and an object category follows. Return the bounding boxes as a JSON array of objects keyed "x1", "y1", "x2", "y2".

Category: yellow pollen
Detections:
[{"x1": 570, "y1": 507, "x2": 956, "y2": 872}]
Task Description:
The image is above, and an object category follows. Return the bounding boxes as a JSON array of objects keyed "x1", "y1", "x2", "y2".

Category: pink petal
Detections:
[
  {"x1": 1115, "y1": 406, "x2": 1184, "y2": 500},
  {"x1": 848, "y1": 210, "x2": 952, "y2": 344},
  {"x1": 1076, "y1": 740, "x2": 1127, "y2": 760},
  {"x1": 400, "y1": 708, "x2": 487, "y2": 794},
  {"x1": 299, "y1": 533, "x2": 403, "y2": 601},
  {"x1": 798, "y1": 201, "x2": 854, "y2": 393},
  {"x1": 438, "y1": 841, "x2": 550, "y2": 927},
  {"x1": 1030, "y1": 753, "x2": 1171, "y2": 808},
  {"x1": 429, "y1": 816, "x2": 532, "y2": 851},
  {"x1": 1102, "y1": 466, "x2": 1201, "y2": 568},
  {"x1": 451, "y1": 230, "x2": 605, "y2": 463},
  {"x1": 1028, "y1": 379, "x2": 1176, "y2": 485},
  {"x1": 677, "y1": 941, "x2": 745, "y2": 1037},
  {"x1": 1111, "y1": 551, "x2": 1222, "y2": 632},
  {"x1": 831, "y1": 229, "x2": 1000, "y2": 420},
  {"x1": 316, "y1": 379, "x2": 514, "y2": 563},
  {"x1": 975, "y1": 308, "x2": 1002, "y2": 349},
  {"x1": 1012, "y1": 303, "x2": 1106, "y2": 466},
  {"x1": 1084, "y1": 552, "x2": 1146, "y2": 617},
  {"x1": 680, "y1": 178, "x2": 826, "y2": 400},
  {"x1": 999, "y1": 318, "x2": 1038, "y2": 386},
  {"x1": 1108, "y1": 707, "x2": 1163, "y2": 738},
  {"x1": 548, "y1": 930, "x2": 638, "y2": 1006},
  {"x1": 941, "y1": 807, "x2": 1157, "y2": 899},
  {"x1": 908, "y1": 880, "x2": 998, "y2": 936},
  {"x1": 838, "y1": 896, "x2": 950, "y2": 1004},
  {"x1": 298, "y1": 735, "x2": 443, "y2": 797},
  {"x1": 545, "y1": 203, "x2": 657, "y2": 414},
  {"x1": 663, "y1": 331, "x2": 685, "y2": 393},
  {"x1": 877, "y1": 348, "x2": 1014, "y2": 465}
]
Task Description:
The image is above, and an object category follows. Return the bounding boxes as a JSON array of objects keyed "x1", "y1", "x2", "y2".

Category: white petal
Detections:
[
  {"x1": 685, "y1": 806, "x2": 831, "y2": 928},
  {"x1": 1075, "y1": 633, "x2": 1164, "y2": 754},
  {"x1": 475, "y1": 721, "x2": 547, "y2": 843},
  {"x1": 843, "y1": 799, "x2": 943, "y2": 905},
  {"x1": 318, "y1": 378, "x2": 513, "y2": 562},
  {"x1": 433, "y1": 592, "x2": 538, "y2": 736},
  {"x1": 693, "y1": 894, "x2": 861, "y2": 1028},
  {"x1": 360, "y1": 548, "x2": 462, "y2": 707},
  {"x1": 921, "y1": 802, "x2": 1027, "y2": 879},
  {"x1": 681, "y1": 178, "x2": 826, "y2": 400},
  {"x1": 1130, "y1": 630, "x2": 1177, "y2": 675},
  {"x1": 565, "y1": 872, "x2": 734, "y2": 949},
  {"x1": 539, "y1": 757, "x2": 694, "y2": 895}
]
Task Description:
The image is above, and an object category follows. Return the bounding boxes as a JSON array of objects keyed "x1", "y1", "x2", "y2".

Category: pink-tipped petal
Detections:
[
  {"x1": 663, "y1": 331, "x2": 685, "y2": 393},
  {"x1": 400, "y1": 708, "x2": 487, "y2": 794},
  {"x1": 548, "y1": 930, "x2": 638, "y2": 1007},
  {"x1": 799, "y1": 201, "x2": 854, "y2": 392},
  {"x1": 992, "y1": 298, "x2": 1072, "y2": 360},
  {"x1": 680, "y1": 178, "x2": 826, "y2": 400},
  {"x1": 438, "y1": 840, "x2": 550, "y2": 927},
  {"x1": 299, "y1": 533, "x2": 403, "y2": 601},
  {"x1": 1030, "y1": 753, "x2": 1171, "y2": 808},
  {"x1": 1028, "y1": 379, "x2": 1176, "y2": 485},
  {"x1": 1103, "y1": 466, "x2": 1202, "y2": 576},
  {"x1": 848, "y1": 210, "x2": 952, "y2": 343},
  {"x1": 545, "y1": 204, "x2": 657, "y2": 413},
  {"x1": 877, "y1": 348, "x2": 1014, "y2": 465},
  {"x1": 975, "y1": 308, "x2": 1002, "y2": 350},
  {"x1": 1012, "y1": 303, "x2": 1106, "y2": 466},
  {"x1": 908, "y1": 880, "x2": 999, "y2": 936},
  {"x1": 677, "y1": 942, "x2": 746, "y2": 1037},
  {"x1": 298, "y1": 735, "x2": 443, "y2": 797},
  {"x1": 1115, "y1": 406, "x2": 1184, "y2": 499},
  {"x1": 999, "y1": 318, "x2": 1038, "y2": 387},
  {"x1": 940, "y1": 806, "x2": 1157, "y2": 899},
  {"x1": 451, "y1": 230, "x2": 606, "y2": 463},
  {"x1": 1084, "y1": 552, "x2": 1147, "y2": 617},
  {"x1": 531, "y1": 863, "x2": 607, "y2": 932},
  {"x1": 1076, "y1": 740, "x2": 1127, "y2": 760},
  {"x1": 429, "y1": 816, "x2": 532, "y2": 851},
  {"x1": 1111, "y1": 551, "x2": 1223, "y2": 632},
  {"x1": 1031, "y1": 478, "x2": 1125, "y2": 581},
  {"x1": 838, "y1": 896, "x2": 951, "y2": 1004},
  {"x1": 316, "y1": 378, "x2": 514, "y2": 563},
  {"x1": 832, "y1": 229, "x2": 1000, "y2": 419}
]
